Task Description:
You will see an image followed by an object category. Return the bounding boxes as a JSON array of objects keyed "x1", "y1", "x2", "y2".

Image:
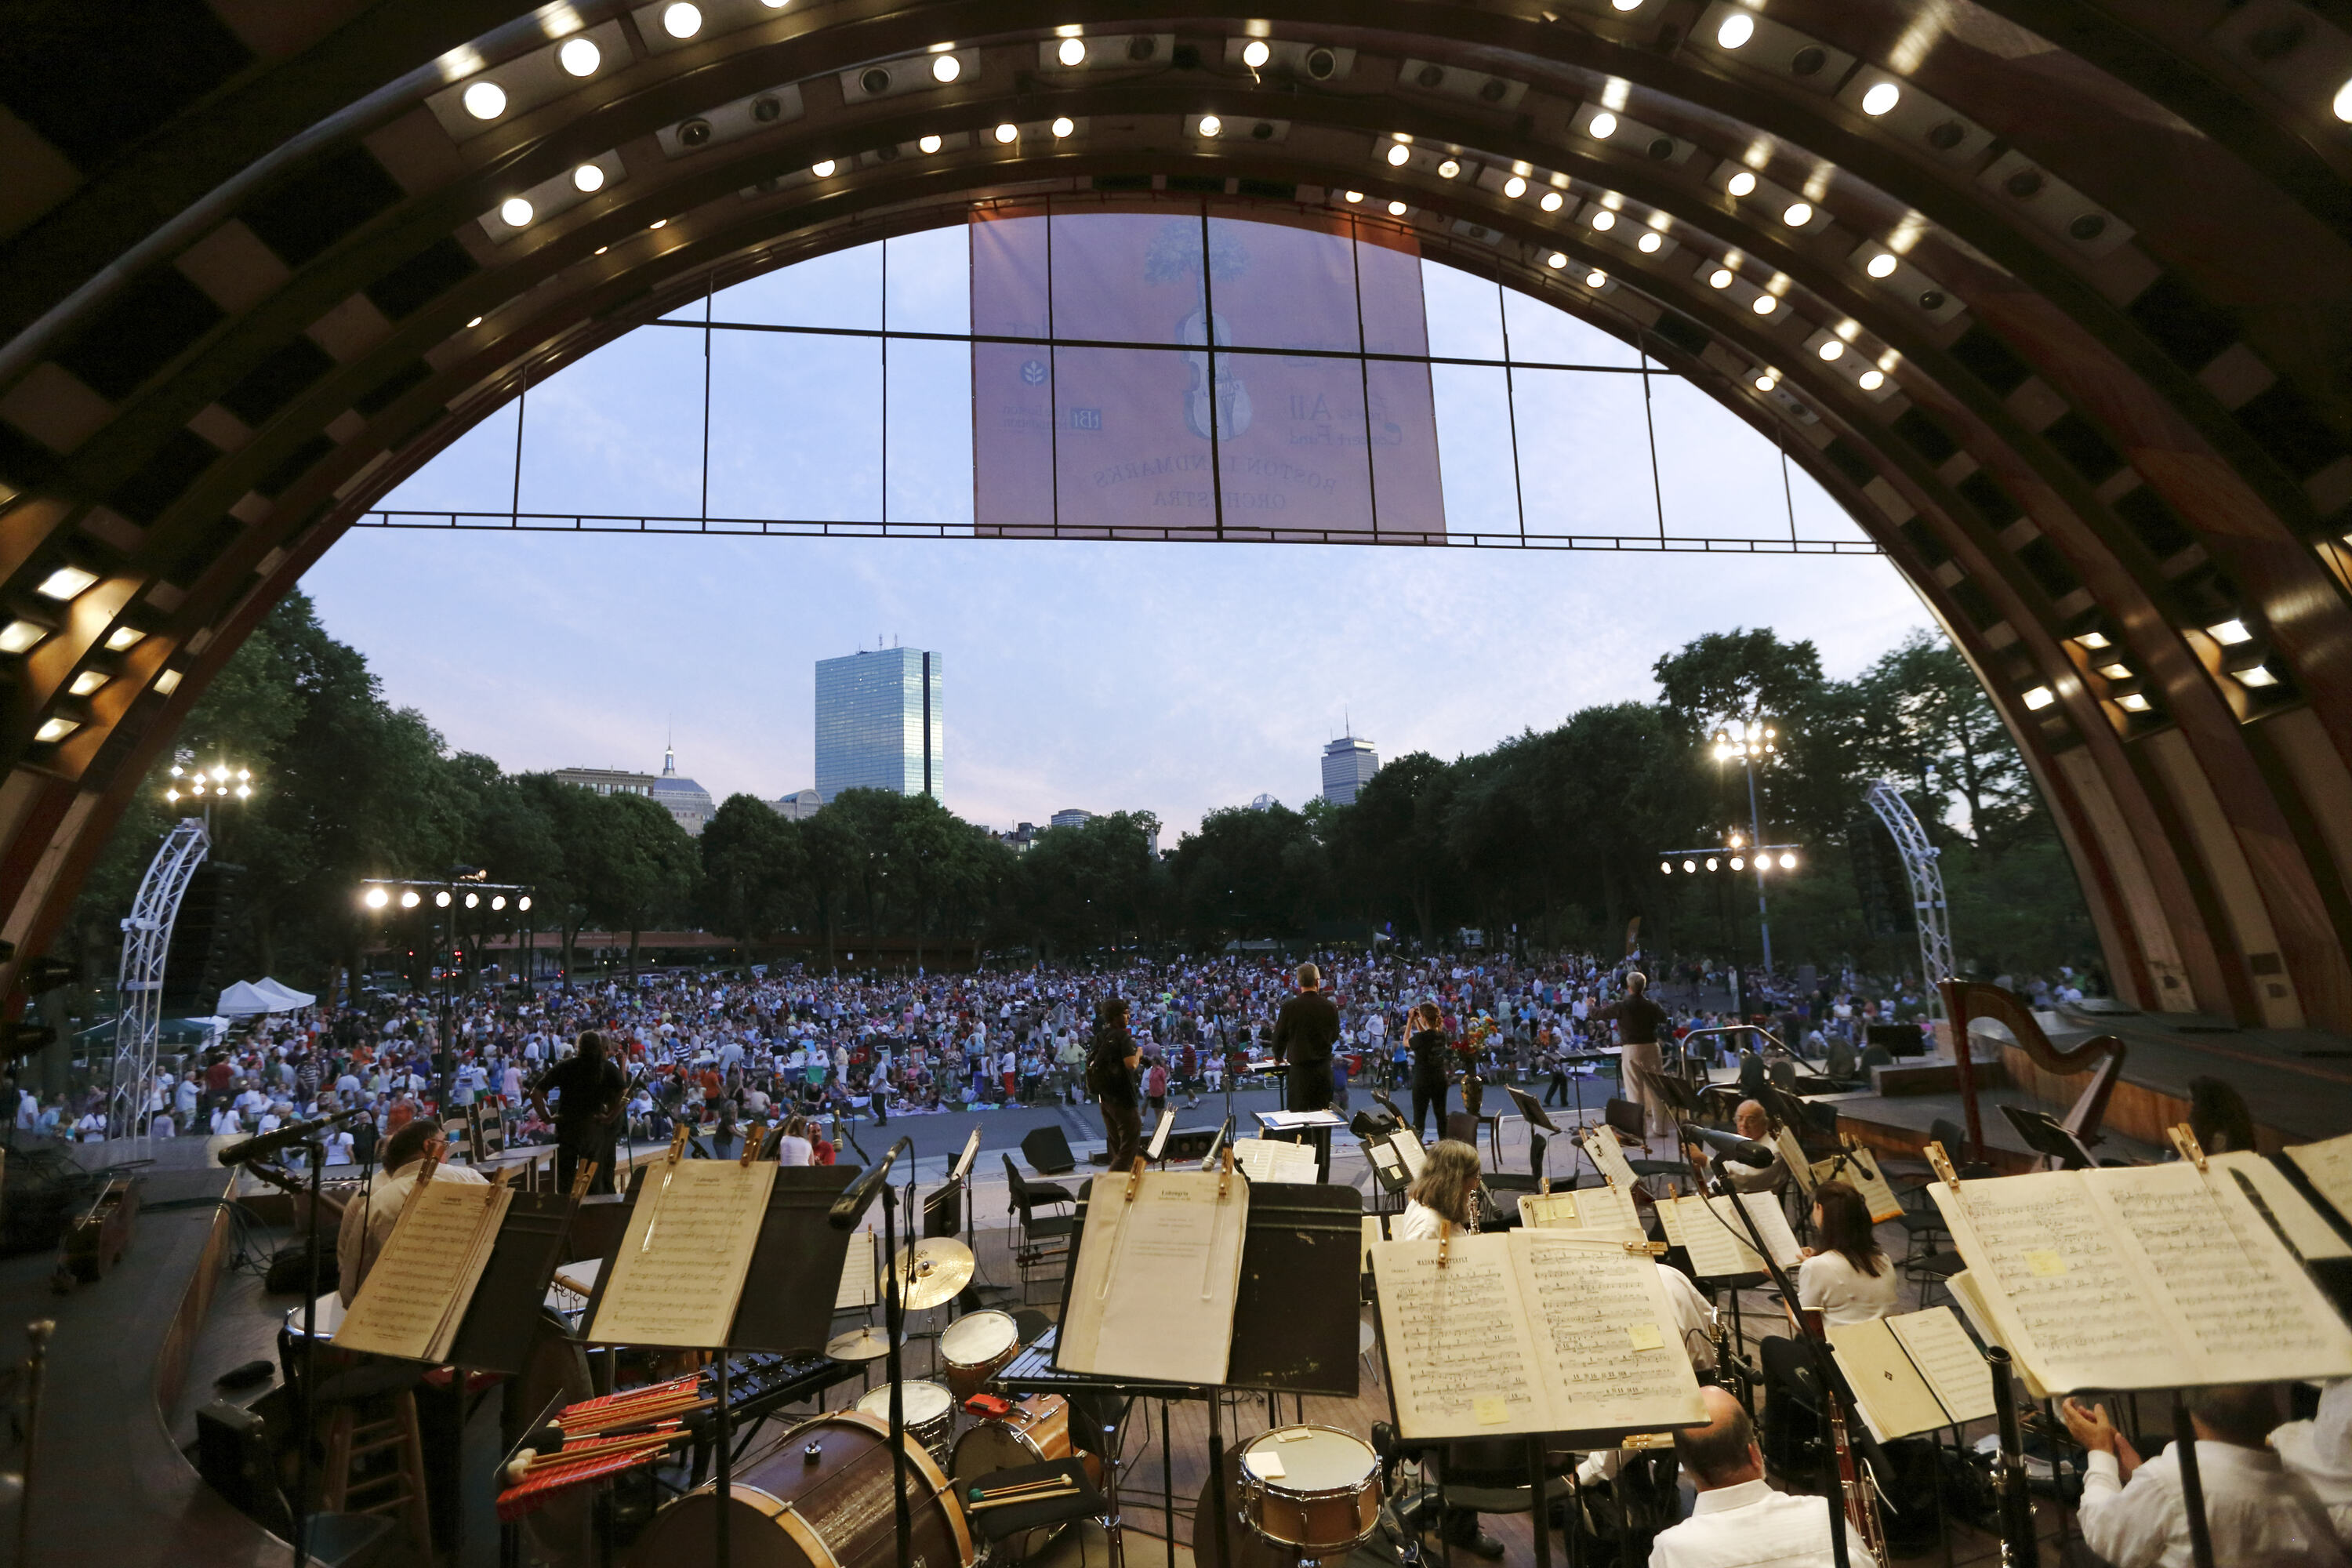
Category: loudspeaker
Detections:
[
  {"x1": 1867, "y1": 1023, "x2": 1919, "y2": 1059},
  {"x1": 162, "y1": 861, "x2": 244, "y2": 1014},
  {"x1": 196, "y1": 1398, "x2": 291, "y2": 1535},
  {"x1": 1162, "y1": 1126, "x2": 1222, "y2": 1162},
  {"x1": 1020, "y1": 1126, "x2": 1076, "y2": 1174}
]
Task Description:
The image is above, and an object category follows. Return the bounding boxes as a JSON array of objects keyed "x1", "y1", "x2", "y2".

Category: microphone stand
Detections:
[
  {"x1": 293, "y1": 1133, "x2": 327, "y2": 1568},
  {"x1": 882, "y1": 1177, "x2": 913, "y2": 1568}
]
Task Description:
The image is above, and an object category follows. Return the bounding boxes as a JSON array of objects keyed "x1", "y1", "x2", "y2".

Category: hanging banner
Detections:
[{"x1": 971, "y1": 204, "x2": 1446, "y2": 539}]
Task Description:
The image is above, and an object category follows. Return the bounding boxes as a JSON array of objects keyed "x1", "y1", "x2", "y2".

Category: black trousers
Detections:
[
  {"x1": 1288, "y1": 1062, "x2": 1334, "y2": 1113},
  {"x1": 1410, "y1": 1086, "x2": 1443, "y2": 1140},
  {"x1": 1101, "y1": 1099, "x2": 1144, "y2": 1171},
  {"x1": 1544, "y1": 1069, "x2": 1571, "y2": 1106},
  {"x1": 556, "y1": 1123, "x2": 618, "y2": 1195}
]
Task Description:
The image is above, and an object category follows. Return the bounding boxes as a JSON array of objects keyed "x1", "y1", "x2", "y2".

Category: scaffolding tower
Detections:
[
  {"x1": 107, "y1": 818, "x2": 209, "y2": 1138},
  {"x1": 1865, "y1": 779, "x2": 1955, "y2": 1021}
]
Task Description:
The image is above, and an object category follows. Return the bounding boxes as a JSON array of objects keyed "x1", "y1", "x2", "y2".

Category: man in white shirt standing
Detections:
[
  {"x1": 2064, "y1": 1385, "x2": 2347, "y2": 1568},
  {"x1": 1650, "y1": 1386, "x2": 1864, "y2": 1568}
]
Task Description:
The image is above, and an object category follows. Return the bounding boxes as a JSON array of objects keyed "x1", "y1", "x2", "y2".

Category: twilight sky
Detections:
[{"x1": 303, "y1": 223, "x2": 1936, "y2": 840}]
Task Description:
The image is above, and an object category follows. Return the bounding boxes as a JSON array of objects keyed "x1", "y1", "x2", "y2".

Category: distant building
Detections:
[
  {"x1": 816, "y1": 646, "x2": 942, "y2": 803},
  {"x1": 1320, "y1": 735, "x2": 1380, "y2": 804},
  {"x1": 1250, "y1": 793, "x2": 1279, "y2": 812},
  {"x1": 996, "y1": 822, "x2": 1041, "y2": 853},
  {"x1": 771, "y1": 788, "x2": 824, "y2": 820},
  {"x1": 1049, "y1": 808, "x2": 1094, "y2": 830},
  {"x1": 652, "y1": 746, "x2": 715, "y2": 836},
  {"x1": 554, "y1": 766, "x2": 655, "y2": 798}
]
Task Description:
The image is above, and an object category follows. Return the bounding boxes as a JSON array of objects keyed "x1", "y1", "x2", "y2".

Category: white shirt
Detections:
[
  {"x1": 2274, "y1": 1381, "x2": 2352, "y2": 1548},
  {"x1": 336, "y1": 1159, "x2": 491, "y2": 1306},
  {"x1": 2081, "y1": 1440, "x2": 2347, "y2": 1568},
  {"x1": 775, "y1": 1134, "x2": 814, "y2": 1167},
  {"x1": 1393, "y1": 1200, "x2": 1457, "y2": 1242},
  {"x1": 1648, "y1": 1478, "x2": 1862, "y2": 1568},
  {"x1": 1795, "y1": 1250, "x2": 1900, "y2": 1327}
]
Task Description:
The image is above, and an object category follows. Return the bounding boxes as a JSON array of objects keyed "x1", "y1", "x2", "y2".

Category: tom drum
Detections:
[
  {"x1": 855, "y1": 1380, "x2": 956, "y2": 1463},
  {"x1": 938, "y1": 1311, "x2": 1021, "y2": 1401}
]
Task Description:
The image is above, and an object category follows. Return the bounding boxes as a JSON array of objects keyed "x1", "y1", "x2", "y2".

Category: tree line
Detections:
[{"x1": 56, "y1": 593, "x2": 2096, "y2": 1018}]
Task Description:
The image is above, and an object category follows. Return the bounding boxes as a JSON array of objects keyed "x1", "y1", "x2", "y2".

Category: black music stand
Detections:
[
  {"x1": 1996, "y1": 1104, "x2": 2100, "y2": 1171},
  {"x1": 1502, "y1": 1086, "x2": 1561, "y2": 1190}
]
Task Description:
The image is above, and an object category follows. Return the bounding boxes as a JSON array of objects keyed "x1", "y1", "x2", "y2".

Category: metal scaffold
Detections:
[
  {"x1": 1864, "y1": 779, "x2": 1955, "y2": 1020},
  {"x1": 107, "y1": 818, "x2": 209, "y2": 1138}
]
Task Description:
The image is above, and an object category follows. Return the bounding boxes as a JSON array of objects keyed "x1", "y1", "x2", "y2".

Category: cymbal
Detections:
[
  {"x1": 891, "y1": 1237, "x2": 976, "y2": 1312},
  {"x1": 826, "y1": 1325, "x2": 897, "y2": 1363}
]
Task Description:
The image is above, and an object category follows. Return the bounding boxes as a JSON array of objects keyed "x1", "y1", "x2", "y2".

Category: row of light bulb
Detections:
[
  {"x1": 363, "y1": 886, "x2": 532, "y2": 912},
  {"x1": 163, "y1": 763, "x2": 252, "y2": 804},
  {"x1": 1662, "y1": 852, "x2": 1798, "y2": 873}
]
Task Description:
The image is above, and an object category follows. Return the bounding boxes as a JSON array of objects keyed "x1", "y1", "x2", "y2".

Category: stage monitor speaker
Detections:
[
  {"x1": 1021, "y1": 1126, "x2": 1076, "y2": 1174},
  {"x1": 1162, "y1": 1126, "x2": 1221, "y2": 1163},
  {"x1": 1867, "y1": 1023, "x2": 1919, "y2": 1059},
  {"x1": 196, "y1": 1399, "x2": 292, "y2": 1536}
]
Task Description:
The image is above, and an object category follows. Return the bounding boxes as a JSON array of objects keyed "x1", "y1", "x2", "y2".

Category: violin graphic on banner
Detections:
[{"x1": 1149, "y1": 220, "x2": 1252, "y2": 441}]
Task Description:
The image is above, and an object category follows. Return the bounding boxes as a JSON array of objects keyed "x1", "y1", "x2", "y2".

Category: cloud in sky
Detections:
[{"x1": 311, "y1": 227, "x2": 1940, "y2": 840}]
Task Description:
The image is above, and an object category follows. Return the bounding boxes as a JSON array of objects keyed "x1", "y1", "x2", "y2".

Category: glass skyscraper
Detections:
[{"x1": 815, "y1": 647, "x2": 942, "y2": 803}]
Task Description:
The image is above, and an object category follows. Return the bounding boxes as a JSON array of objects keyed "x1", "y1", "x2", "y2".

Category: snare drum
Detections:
[
  {"x1": 939, "y1": 1310, "x2": 1020, "y2": 1400},
  {"x1": 949, "y1": 1391, "x2": 1075, "y2": 1481},
  {"x1": 1236, "y1": 1425, "x2": 1381, "y2": 1557},
  {"x1": 855, "y1": 1380, "x2": 956, "y2": 1462}
]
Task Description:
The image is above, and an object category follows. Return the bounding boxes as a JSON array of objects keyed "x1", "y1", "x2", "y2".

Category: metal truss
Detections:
[
  {"x1": 108, "y1": 818, "x2": 209, "y2": 1138},
  {"x1": 1865, "y1": 779, "x2": 1955, "y2": 1018}
]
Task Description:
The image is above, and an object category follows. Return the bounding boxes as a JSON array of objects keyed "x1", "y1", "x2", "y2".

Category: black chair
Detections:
[{"x1": 1003, "y1": 1155, "x2": 1076, "y2": 1301}]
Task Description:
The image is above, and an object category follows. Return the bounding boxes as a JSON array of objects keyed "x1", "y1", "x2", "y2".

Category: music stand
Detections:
[
  {"x1": 1502, "y1": 1085, "x2": 1561, "y2": 1190},
  {"x1": 1998, "y1": 1104, "x2": 2100, "y2": 1171}
]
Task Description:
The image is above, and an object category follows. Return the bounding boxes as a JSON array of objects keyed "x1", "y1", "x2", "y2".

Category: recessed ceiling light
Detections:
[
  {"x1": 467, "y1": 316, "x2": 484, "y2": 328},
  {"x1": 558, "y1": 38, "x2": 601, "y2": 77},
  {"x1": 1717, "y1": 13, "x2": 1755, "y2": 48},
  {"x1": 2023, "y1": 685, "x2": 2056, "y2": 711},
  {"x1": 1503, "y1": 176, "x2": 1526, "y2": 198},
  {"x1": 463, "y1": 81, "x2": 506, "y2": 120},
  {"x1": 662, "y1": 2, "x2": 702, "y2": 39},
  {"x1": 1060, "y1": 37, "x2": 1088, "y2": 67},
  {"x1": 0, "y1": 621, "x2": 48, "y2": 654},
  {"x1": 1241, "y1": 40, "x2": 1270, "y2": 69},
  {"x1": 1436, "y1": 158, "x2": 1460, "y2": 179},
  {"x1": 1386, "y1": 142, "x2": 1410, "y2": 167},
  {"x1": 1588, "y1": 111, "x2": 1617, "y2": 140},
  {"x1": 995, "y1": 122, "x2": 1018, "y2": 143},
  {"x1": 1585, "y1": 269, "x2": 1607, "y2": 287},
  {"x1": 1818, "y1": 339, "x2": 1844, "y2": 361},
  {"x1": 32, "y1": 718, "x2": 77, "y2": 744},
  {"x1": 1708, "y1": 267, "x2": 1733, "y2": 288},
  {"x1": 1546, "y1": 252, "x2": 1566, "y2": 269},
  {"x1": 1198, "y1": 114, "x2": 1221, "y2": 137},
  {"x1": 649, "y1": 218, "x2": 666, "y2": 229},
  {"x1": 1861, "y1": 82, "x2": 1901, "y2": 117},
  {"x1": 1343, "y1": 190, "x2": 1363, "y2": 203},
  {"x1": 2075, "y1": 631, "x2": 2111, "y2": 649},
  {"x1": 1783, "y1": 201, "x2": 1813, "y2": 226},
  {"x1": 2236, "y1": 665, "x2": 2280, "y2": 688},
  {"x1": 594, "y1": 246, "x2": 608, "y2": 255},
  {"x1": 1755, "y1": 373, "x2": 1777, "y2": 391},
  {"x1": 155, "y1": 669, "x2": 182, "y2": 695},
  {"x1": 920, "y1": 134, "x2": 942, "y2": 153},
  {"x1": 1857, "y1": 369, "x2": 1886, "y2": 390},
  {"x1": 1540, "y1": 191, "x2": 1564, "y2": 212},
  {"x1": 811, "y1": 159, "x2": 836, "y2": 177},
  {"x1": 104, "y1": 626, "x2": 143, "y2": 652},
  {"x1": 1051, "y1": 117, "x2": 1074, "y2": 138},
  {"x1": 1388, "y1": 200, "x2": 1408, "y2": 216},
  {"x1": 1611, "y1": 0, "x2": 1642, "y2": 11},
  {"x1": 2117, "y1": 692, "x2": 2151, "y2": 712},
  {"x1": 1638, "y1": 231, "x2": 1663, "y2": 252},
  {"x1": 2207, "y1": 617, "x2": 2253, "y2": 645},
  {"x1": 572, "y1": 163, "x2": 604, "y2": 193},
  {"x1": 1590, "y1": 209, "x2": 1615, "y2": 231},
  {"x1": 2098, "y1": 662, "x2": 2132, "y2": 680},
  {"x1": 933, "y1": 53, "x2": 962, "y2": 82},
  {"x1": 68, "y1": 670, "x2": 106, "y2": 697},
  {"x1": 1866, "y1": 252, "x2": 1898, "y2": 278},
  {"x1": 1726, "y1": 170, "x2": 1757, "y2": 197},
  {"x1": 36, "y1": 565, "x2": 97, "y2": 601},
  {"x1": 2336, "y1": 77, "x2": 2352, "y2": 122},
  {"x1": 1751, "y1": 293, "x2": 1777, "y2": 314},
  {"x1": 500, "y1": 198, "x2": 534, "y2": 226}
]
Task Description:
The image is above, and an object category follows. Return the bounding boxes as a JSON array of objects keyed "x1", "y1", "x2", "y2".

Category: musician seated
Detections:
[
  {"x1": 336, "y1": 1117, "x2": 488, "y2": 1307},
  {"x1": 2274, "y1": 1380, "x2": 2352, "y2": 1548},
  {"x1": 1650, "y1": 1385, "x2": 1869, "y2": 1568},
  {"x1": 1576, "y1": 1265, "x2": 1718, "y2": 1487},
  {"x1": 1394, "y1": 1140, "x2": 1482, "y2": 1242},
  {"x1": 1687, "y1": 1101, "x2": 1787, "y2": 1194},
  {"x1": 1795, "y1": 1181, "x2": 1896, "y2": 1327},
  {"x1": 2063, "y1": 1383, "x2": 2348, "y2": 1568}
]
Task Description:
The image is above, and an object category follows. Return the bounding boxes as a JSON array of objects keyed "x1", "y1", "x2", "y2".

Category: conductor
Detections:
[
  {"x1": 529, "y1": 1029, "x2": 627, "y2": 1196},
  {"x1": 1272, "y1": 961, "x2": 1341, "y2": 1112}
]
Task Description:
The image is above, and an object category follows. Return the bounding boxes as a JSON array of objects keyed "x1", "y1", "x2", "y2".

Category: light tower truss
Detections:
[
  {"x1": 108, "y1": 818, "x2": 209, "y2": 1138},
  {"x1": 1865, "y1": 779, "x2": 1955, "y2": 1021}
]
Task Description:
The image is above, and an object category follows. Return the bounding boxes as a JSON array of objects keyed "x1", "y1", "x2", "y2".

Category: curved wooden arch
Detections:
[{"x1": 0, "y1": 0, "x2": 2347, "y2": 1035}]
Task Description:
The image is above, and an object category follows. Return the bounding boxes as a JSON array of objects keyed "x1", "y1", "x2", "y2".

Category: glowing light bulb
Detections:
[
  {"x1": 558, "y1": 38, "x2": 601, "y2": 77},
  {"x1": 1060, "y1": 38, "x2": 1088, "y2": 67},
  {"x1": 1503, "y1": 176, "x2": 1526, "y2": 198},
  {"x1": 662, "y1": 2, "x2": 702, "y2": 39},
  {"x1": 1588, "y1": 111, "x2": 1617, "y2": 140},
  {"x1": 499, "y1": 197, "x2": 534, "y2": 227},
  {"x1": 1717, "y1": 14, "x2": 1755, "y2": 49},
  {"x1": 1726, "y1": 171, "x2": 1756, "y2": 198},
  {"x1": 463, "y1": 81, "x2": 506, "y2": 120},
  {"x1": 1241, "y1": 40, "x2": 1270, "y2": 69}
]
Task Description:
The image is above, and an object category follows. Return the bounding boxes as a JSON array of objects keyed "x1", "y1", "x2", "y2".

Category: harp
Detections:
[{"x1": 1940, "y1": 979, "x2": 2126, "y2": 1168}]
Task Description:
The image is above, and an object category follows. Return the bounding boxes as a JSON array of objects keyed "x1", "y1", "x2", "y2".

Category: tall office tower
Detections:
[
  {"x1": 1321, "y1": 735, "x2": 1380, "y2": 804},
  {"x1": 815, "y1": 646, "x2": 943, "y2": 802}
]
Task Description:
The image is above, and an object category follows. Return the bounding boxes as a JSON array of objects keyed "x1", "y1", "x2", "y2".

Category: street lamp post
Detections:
[
  {"x1": 1714, "y1": 719, "x2": 1783, "y2": 973},
  {"x1": 360, "y1": 876, "x2": 532, "y2": 1111}
]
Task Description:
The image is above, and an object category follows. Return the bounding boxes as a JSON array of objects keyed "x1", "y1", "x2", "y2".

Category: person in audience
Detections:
[
  {"x1": 1795, "y1": 1179, "x2": 1898, "y2": 1327},
  {"x1": 336, "y1": 1117, "x2": 488, "y2": 1306},
  {"x1": 2065, "y1": 1382, "x2": 2347, "y2": 1567},
  {"x1": 1650, "y1": 1386, "x2": 1857, "y2": 1568}
]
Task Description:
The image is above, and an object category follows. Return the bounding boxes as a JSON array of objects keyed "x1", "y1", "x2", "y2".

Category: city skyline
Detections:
[{"x1": 815, "y1": 644, "x2": 943, "y2": 804}]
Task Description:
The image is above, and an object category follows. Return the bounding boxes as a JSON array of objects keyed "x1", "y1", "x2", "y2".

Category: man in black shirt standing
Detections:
[
  {"x1": 529, "y1": 1029, "x2": 627, "y2": 1194},
  {"x1": 1272, "y1": 962, "x2": 1341, "y2": 1113}
]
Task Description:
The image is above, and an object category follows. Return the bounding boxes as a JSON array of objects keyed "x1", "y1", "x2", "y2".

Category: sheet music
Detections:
[
  {"x1": 1669, "y1": 1196, "x2": 1764, "y2": 1279},
  {"x1": 1258, "y1": 1109, "x2": 1345, "y2": 1130},
  {"x1": 1812, "y1": 1146, "x2": 1903, "y2": 1223},
  {"x1": 1058, "y1": 1169, "x2": 1248, "y2": 1385},
  {"x1": 1517, "y1": 1232, "x2": 1707, "y2": 1436},
  {"x1": 951, "y1": 1128, "x2": 982, "y2": 1184},
  {"x1": 1777, "y1": 1127, "x2": 1817, "y2": 1196},
  {"x1": 1518, "y1": 1192, "x2": 1584, "y2": 1230},
  {"x1": 2287, "y1": 1132, "x2": 2352, "y2": 1227},
  {"x1": 2091, "y1": 1160, "x2": 2352, "y2": 1385},
  {"x1": 1231, "y1": 1138, "x2": 1319, "y2": 1185},
  {"x1": 1148, "y1": 1109, "x2": 1175, "y2": 1161},
  {"x1": 335, "y1": 1178, "x2": 511, "y2": 1361},
  {"x1": 1372, "y1": 1233, "x2": 1553, "y2": 1438},
  {"x1": 1827, "y1": 1318, "x2": 1951, "y2": 1443},
  {"x1": 833, "y1": 1229, "x2": 877, "y2": 1310},
  {"x1": 588, "y1": 1158, "x2": 776, "y2": 1349},
  {"x1": 1392, "y1": 1131, "x2": 1428, "y2": 1180},
  {"x1": 1581, "y1": 1129, "x2": 1640, "y2": 1192},
  {"x1": 1361, "y1": 1214, "x2": 1385, "y2": 1271},
  {"x1": 1888, "y1": 1306, "x2": 1997, "y2": 1425},
  {"x1": 1582, "y1": 1179, "x2": 1644, "y2": 1233},
  {"x1": 2211, "y1": 1150, "x2": 2351, "y2": 1260},
  {"x1": 1719, "y1": 1191, "x2": 1803, "y2": 1268}
]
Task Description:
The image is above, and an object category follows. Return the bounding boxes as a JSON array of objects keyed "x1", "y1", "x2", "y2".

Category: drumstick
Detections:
[
  {"x1": 969, "y1": 1475, "x2": 1075, "y2": 1500},
  {"x1": 969, "y1": 1486, "x2": 1080, "y2": 1512}
]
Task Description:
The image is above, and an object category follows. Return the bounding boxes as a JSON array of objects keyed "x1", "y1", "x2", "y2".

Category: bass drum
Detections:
[{"x1": 630, "y1": 1411, "x2": 975, "y2": 1568}]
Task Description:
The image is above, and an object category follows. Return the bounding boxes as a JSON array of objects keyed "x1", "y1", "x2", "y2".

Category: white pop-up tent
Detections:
[{"x1": 216, "y1": 978, "x2": 318, "y2": 1016}]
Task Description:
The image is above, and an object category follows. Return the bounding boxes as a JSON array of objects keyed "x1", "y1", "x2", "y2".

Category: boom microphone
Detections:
[
  {"x1": 1677, "y1": 1120, "x2": 1777, "y2": 1171},
  {"x1": 828, "y1": 1136, "x2": 910, "y2": 1229},
  {"x1": 218, "y1": 1106, "x2": 368, "y2": 1167}
]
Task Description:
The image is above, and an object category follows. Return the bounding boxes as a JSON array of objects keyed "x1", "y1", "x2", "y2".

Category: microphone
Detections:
[
  {"x1": 218, "y1": 1106, "x2": 368, "y2": 1167},
  {"x1": 828, "y1": 1136, "x2": 910, "y2": 1229},
  {"x1": 1678, "y1": 1121, "x2": 1776, "y2": 1170}
]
